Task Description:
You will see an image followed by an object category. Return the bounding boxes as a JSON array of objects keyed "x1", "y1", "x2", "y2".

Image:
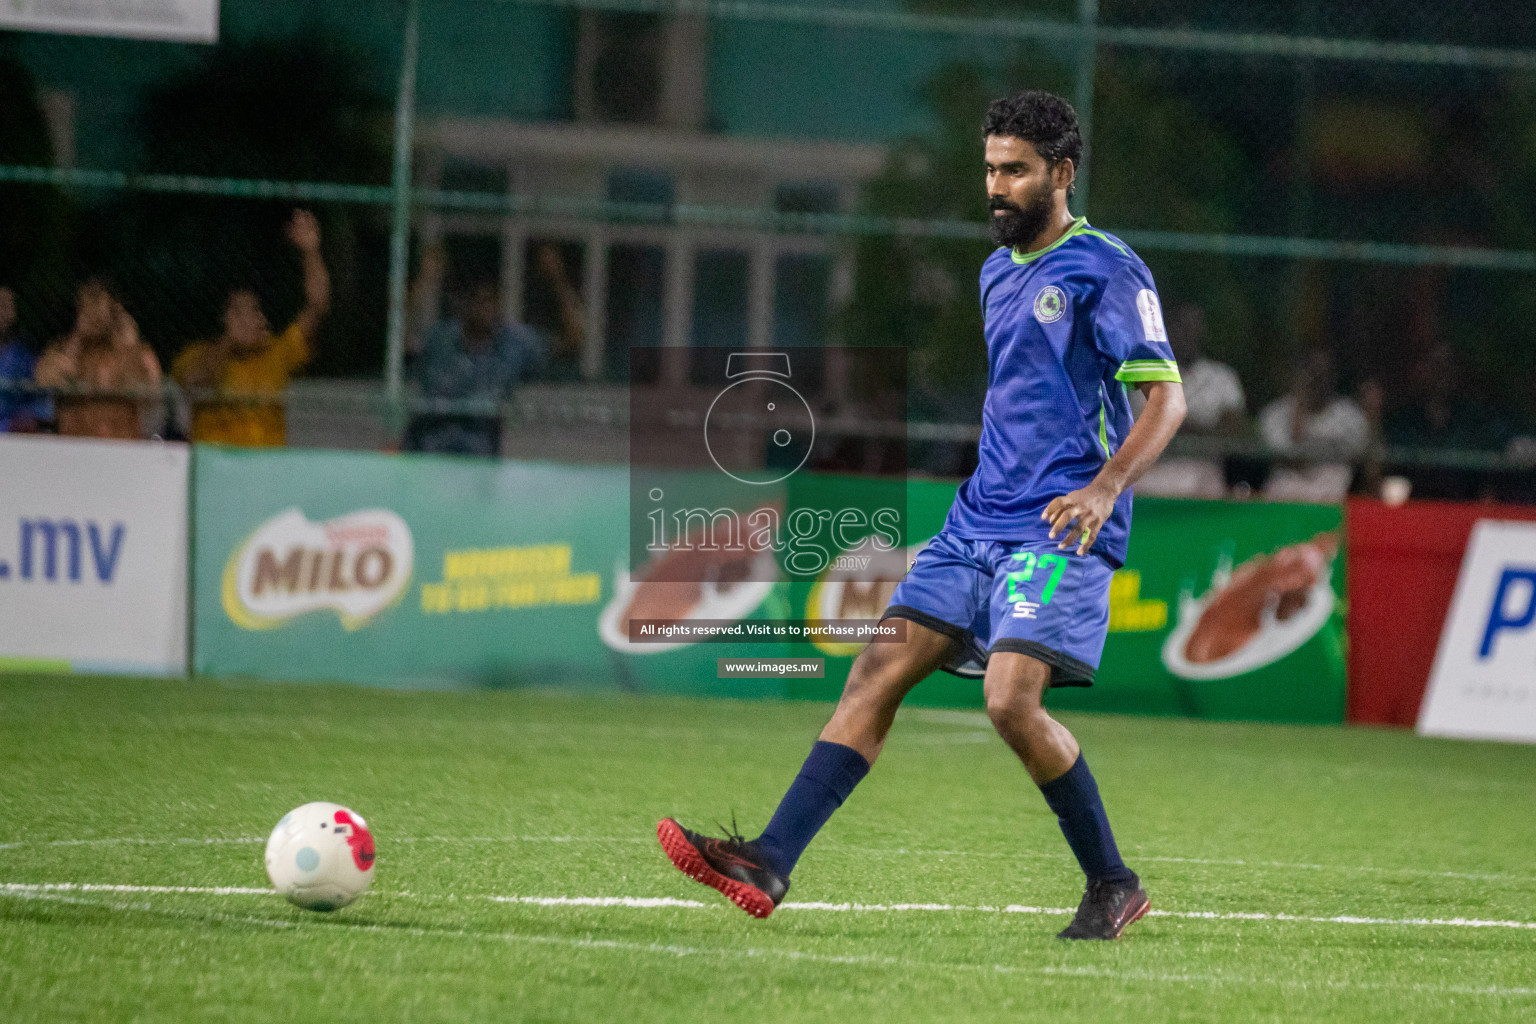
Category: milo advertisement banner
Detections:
[
  {"x1": 195, "y1": 447, "x2": 625, "y2": 689},
  {"x1": 193, "y1": 446, "x2": 1343, "y2": 723},
  {"x1": 195, "y1": 446, "x2": 798, "y2": 697}
]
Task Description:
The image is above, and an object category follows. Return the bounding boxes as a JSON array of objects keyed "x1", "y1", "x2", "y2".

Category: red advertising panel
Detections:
[{"x1": 1346, "y1": 499, "x2": 1536, "y2": 726}]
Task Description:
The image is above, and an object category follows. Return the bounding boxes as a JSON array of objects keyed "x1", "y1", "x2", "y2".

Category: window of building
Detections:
[
  {"x1": 439, "y1": 158, "x2": 509, "y2": 196},
  {"x1": 523, "y1": 238, "x2": 585, "y2": 381},
  {"x1": 606, "y1": 243, "x2": 666, "y2": 382},
  {"x1": 606, "y1": 167, "x2": 675, "y2": 215},
  {"x1": 773, "y1": 253, "x2": 831, "y2": 347},
  {"x1": 583, "y1": 13, "x2": 663, "y2": 124},
  {"x1": 773, "y1": 182, "x2": 841, "y2": 215}
]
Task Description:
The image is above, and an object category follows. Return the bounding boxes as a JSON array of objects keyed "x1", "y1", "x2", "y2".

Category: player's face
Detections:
[{"x1": 984, "y1": 135, "x2": 1059, "y2": 250}]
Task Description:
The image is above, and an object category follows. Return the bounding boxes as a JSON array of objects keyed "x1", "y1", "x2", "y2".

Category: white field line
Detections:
[
  {"x1": 902, "y1": 731, "x2": 995, "y2": 745},
  {"x1": 389, "y1": 836, "x2": 651, "y2": 845},
  {"x1": 0, "y1": 882, "x2": 270, "y2": 896},
  {"x1": 0, "y1": 837, "x2": 264, "y2": 849},
  {"x1": 4, "y1": 882, "x2": 1535, "y2": 932},
  {"x1": 489, "y1": 895, "x2": 708, "y2": 909},
  {"x1": 0, "y1": 835, "x2": 650, "y2": 850},
  {"x1": 788, "y1": 901, "x2": 1536, "y2": 932},
  {"x1": 3, "y1": 833, "x2": 1529, "y2": 884},
  {"x1": 825, "y1": 844, "x2": 1534, "y2": 884},
  {"x1": 3, "y1": 888, "x2": 1534, "y2": 1002},
  {"x1": 901, "y1": 709, "x2": 992, "y2": 727},
  {"x1": 1133, "y1": 854, "x2": 1518, "y2": 883}
]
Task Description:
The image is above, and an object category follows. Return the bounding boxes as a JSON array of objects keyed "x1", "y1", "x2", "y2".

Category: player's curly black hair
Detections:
[{"x1": 982, "y1": 90, "x2": 1082, "y2": 193}]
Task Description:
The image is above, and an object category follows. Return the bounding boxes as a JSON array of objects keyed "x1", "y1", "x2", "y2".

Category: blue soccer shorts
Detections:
[{"x1": 883, "y1": 528, "x2": 1115, "y2": 686}]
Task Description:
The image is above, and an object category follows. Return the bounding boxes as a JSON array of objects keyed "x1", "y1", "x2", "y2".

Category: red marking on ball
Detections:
[{"x1": 334, "y1": 809, "x2": 375, "y2": 870}]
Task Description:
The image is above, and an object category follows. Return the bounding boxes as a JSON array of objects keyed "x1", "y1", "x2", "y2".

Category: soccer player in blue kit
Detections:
[{"x1": 659, "y1": 90, "x2": 1187, "y2": 940}]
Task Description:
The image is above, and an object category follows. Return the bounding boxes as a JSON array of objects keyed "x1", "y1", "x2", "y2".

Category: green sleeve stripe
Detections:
[
  {"x1": 1078, "y1": 227, "x2": 1130, "y2": 258},
  {"x1": 1115, "y1": 366, "x2": 1183, "y2": 383},
  {"x1": 1120, "y1": 359, "x2": 1180, "y2": 370}
]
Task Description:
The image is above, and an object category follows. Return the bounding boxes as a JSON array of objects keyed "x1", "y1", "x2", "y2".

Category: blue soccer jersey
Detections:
[{"x1": 943, "y1": 217, "x2": 1181, "y2": 567}]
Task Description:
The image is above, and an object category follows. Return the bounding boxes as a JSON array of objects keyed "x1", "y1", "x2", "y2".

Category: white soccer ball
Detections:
[{"x1": 265, "y1": 801, "x2": 376, "y2": 912}]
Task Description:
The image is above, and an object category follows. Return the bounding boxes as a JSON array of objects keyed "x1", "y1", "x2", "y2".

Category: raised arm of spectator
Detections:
[
  {"x1": 535, "y1": 244, "x2": 586, "y2": 359},
  {"x1": 407, "y1": 241, "x2": 447, "y2": 357},
  {"x1": 288, "y1": 210, "x2": 331, "y2": 342}
]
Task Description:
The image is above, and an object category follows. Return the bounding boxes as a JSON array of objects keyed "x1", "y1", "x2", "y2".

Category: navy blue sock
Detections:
[
  {"x1": 1037, "y1": 754, "x2": 1137, "y2": 886},
  {"x1": 754, "y1": 741, "x2": 870, "y2": 878}
]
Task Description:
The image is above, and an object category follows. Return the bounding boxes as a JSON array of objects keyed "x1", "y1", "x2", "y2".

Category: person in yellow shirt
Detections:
[{"x1": 173, "y1": 209, "x2": 330, "y2": 446}]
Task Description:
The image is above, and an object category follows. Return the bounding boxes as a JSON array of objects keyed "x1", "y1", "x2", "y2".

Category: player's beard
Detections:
[{"x1": 988, "y1": 181, "x2": 1055, "y2": 251}]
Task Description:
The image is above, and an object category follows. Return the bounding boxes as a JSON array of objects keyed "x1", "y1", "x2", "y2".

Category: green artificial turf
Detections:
[{"x1": 2, "y1": 673, "x2": 1534, "y2": 1023}]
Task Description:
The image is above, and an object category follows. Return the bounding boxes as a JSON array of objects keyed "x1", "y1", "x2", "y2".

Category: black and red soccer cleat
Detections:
[
  {"x1": 1057, "y1": 877, "x2": 1151, "y2": 940},
  {"x1": 656, "y1": 817, "x2": 789, "y2": 919}
]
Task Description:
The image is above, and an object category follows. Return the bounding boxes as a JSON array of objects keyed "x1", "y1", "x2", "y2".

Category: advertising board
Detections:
[
  {"x1": 194, "y1": 447, "x2": 1344, "y2": 721},
  {"x1": 193, "y1": 446, "x2": 624, "y2": 688},
  {"x1": 0, "y1": 435, "x2": 189, "y2": 675},
  {"x1": 1418, "y1": 520, "x2": 1536, "y2": 743},
  {"x1": 783, "y1": 486, "x2": 1347, "y2": 723},
  {"x1": 0, "y1": 0, "x2": 218, "y2": 42}
]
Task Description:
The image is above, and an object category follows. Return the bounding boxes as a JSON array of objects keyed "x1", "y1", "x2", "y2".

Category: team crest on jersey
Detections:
[{"x1": 1033, "y1": 285, "x2": 1066, "y2": 324}]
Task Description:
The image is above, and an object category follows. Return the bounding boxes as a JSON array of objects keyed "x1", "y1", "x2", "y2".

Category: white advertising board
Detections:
[
  {"x1": 0, "y1": 435, "x2": 189, "y2": 675},
  {"x1": 1418, "y1": 520, "x2": 1536, "y2": 743},
  {"x1": 0, "y1": 0, "x2": 218, "y2": 43}
]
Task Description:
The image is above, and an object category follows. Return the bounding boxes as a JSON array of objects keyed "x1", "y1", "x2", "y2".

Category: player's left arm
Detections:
[
  {"x1": 1044, "y1": 381, "x2": 1186, "y2": 554},
  {"x1": 1045, "y1": 263, "x2": 1186, "y2": 555}
]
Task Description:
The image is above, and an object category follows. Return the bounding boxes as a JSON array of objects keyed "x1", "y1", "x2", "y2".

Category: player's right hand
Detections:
[{"x1": 1042, "y1": 482, "x2": 1117, "y2": 556}]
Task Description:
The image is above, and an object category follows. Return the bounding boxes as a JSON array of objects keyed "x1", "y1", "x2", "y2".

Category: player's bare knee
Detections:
[
  {"x1": 984, "y1": 689, "x2": 1038, "y2": 738},
  {"x1": 983, "y1": 687, "x2": 1013, "y2": 730},
  {"x1": 983, "y1": 664, "x2": 1046, "y2": 728}
]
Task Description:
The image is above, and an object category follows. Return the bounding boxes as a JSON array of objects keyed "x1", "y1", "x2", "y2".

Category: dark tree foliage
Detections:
[
  {"x1": 0, "y1": 54, "x2": 72, "y2": 344},
  {"x1": 836, "y1": 52, "x2": 1257, "y2": 417},
  {"x1": 96, "y1": 40, "x2": 391, "y2": 375},
  {"x1": 1480, "y1": 75, "x2": 1536, "y2": 422},
  {"x1": 844, "y1": 0, "x2": 1536, "y2": 430}
]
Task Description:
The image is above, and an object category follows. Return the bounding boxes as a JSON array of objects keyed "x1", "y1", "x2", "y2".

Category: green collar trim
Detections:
[{"x1": 1011, "y1": 216, "x2": 1089, "y2": 264}]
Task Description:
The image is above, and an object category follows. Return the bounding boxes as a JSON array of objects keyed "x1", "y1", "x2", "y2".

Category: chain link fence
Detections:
[{"x1": 1, "y1": 0, "x2": 1534, "y2": 498}]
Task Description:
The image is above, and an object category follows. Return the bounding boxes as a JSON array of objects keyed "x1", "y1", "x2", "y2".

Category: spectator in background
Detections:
[
  {"x1": 34, "y1": 277, "x2": 162, "y2": 440},
  {"x1": 172, "y1": 209, "x2": 330, "y2": 447},
  {"x1": 1167, "y1": 304, "x2": 1245, "y2": 435},
  {"x1": 404, "y1": 242, "x2": 583, "y2": 456},
  {"x1": 1259, "y1": 348, "x2": 1371, "y2": 502},
  {"x1": 1383, "y1": 343, "x2": 1504, "y2": 450},
  {"x1": 1133, "y1": 303, "x2": 1245, "y2": 497},
  {"x1": 0, "y1": 285, "x2": 50, "y2": 433},
  {"x1": 1380, "y1": 341, "x2": 1526, "y2": 501}
]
